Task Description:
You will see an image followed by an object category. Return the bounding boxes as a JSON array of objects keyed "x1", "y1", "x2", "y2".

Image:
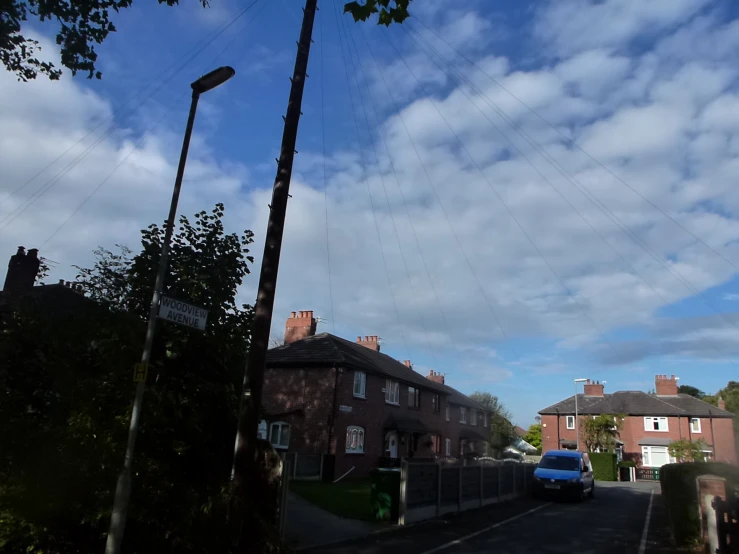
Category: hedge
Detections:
[
  {"x1": 589, "y1": 452, "x2": 617, "y2": 481},
  {"x1": 618, "y1": 460, "x2": 636, "y2": 468},
  {"x1": 660, "y1": 462, "x2": 739, "y2": 547}
]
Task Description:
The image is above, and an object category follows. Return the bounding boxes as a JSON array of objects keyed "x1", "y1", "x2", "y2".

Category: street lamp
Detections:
[
  {"x1": 574, "y1": 378, "x2": 588, "y2": 451},
  {"x1": 104, "y1": 66, "x2": 235, "y2": 554}
]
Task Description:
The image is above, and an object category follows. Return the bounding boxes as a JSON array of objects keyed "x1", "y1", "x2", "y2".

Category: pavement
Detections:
[
  {"x1": 300, "y1": 481, "x2": 687, "y2": 554},
  {"x1": 284, "y1": 492, "x2": 384, "y2": 550}
]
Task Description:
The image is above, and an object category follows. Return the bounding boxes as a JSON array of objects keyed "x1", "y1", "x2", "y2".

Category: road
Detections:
[{"x1": 303, "y1": 481, "x2": 681, "y2": 554}]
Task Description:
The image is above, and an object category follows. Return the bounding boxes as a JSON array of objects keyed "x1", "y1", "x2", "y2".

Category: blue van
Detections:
[{"x1": 532, "y1": 450, "x2": 594, "y2": 500}]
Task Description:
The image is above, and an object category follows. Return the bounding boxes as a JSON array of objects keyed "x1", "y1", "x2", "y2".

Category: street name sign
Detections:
[{"x1": 158, "y1": 295, "x2": 208, "y2": 331}]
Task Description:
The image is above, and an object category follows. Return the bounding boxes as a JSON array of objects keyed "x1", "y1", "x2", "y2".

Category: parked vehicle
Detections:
[{"x1": 532, "y1": 450, "x2": 594, "y2": 500}]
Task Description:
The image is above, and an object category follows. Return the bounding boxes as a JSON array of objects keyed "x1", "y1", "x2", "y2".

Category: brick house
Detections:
[
  {"x1": 262, "y1": 311, "x2": 490, "y2": 479},
  {"x1": 538, "y1": 375, "x2": 737, "y2": 467}
]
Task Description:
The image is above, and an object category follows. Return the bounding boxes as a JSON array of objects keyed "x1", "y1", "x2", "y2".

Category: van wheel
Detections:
[{"x1": 588, "y1": 483, "x2": 595, "y2": 498}]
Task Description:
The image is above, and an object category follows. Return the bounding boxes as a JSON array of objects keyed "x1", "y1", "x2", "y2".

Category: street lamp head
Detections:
[
  {"x1": 574, "y1": 378, "x2": 588, "y2": 383},
  {"x1": 191, "y1": 66, "x2": 236, "y2": 94}
]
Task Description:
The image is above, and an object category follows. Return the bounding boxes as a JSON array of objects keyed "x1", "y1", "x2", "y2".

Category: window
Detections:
[
  {"x1": 385, "y1": 380, "x2": 399, "y2": 404},
  {"x1": 353, "y1": 371, "x2": 366, "y2": 398},
  {"x1": 431, "y1": 434, "x2": 441, "y2": 454},
  {"x1": 432, "y1": 394, "x2": 441, "y2": 414},
  {"x1": 483, "y1": 413, "x2": 487, "y2": 428},
  {"x1": 445, "y1": 405, "x2": 450, "y2": 421},
  {"x1": 641, "y1": 445, "x2": 674, "y2": 467},
  {"x1": 644, "y1": 417, "x2": 668, "y2": 432},
  {"x1": 566, "y1": 415, "x2": 575, "y2": 429},
  {"x1": 460, "y1": 439, "x2": 468, "y2": 455},
  {"x1": 346, "y1": 426, "x2": 365, "y2": 453},
  {"x1": 460, "y1": 407, "x2": 467, "y2": 424},
  {"x1": 269, "y1": 422, "x2": 290, "y2": 449},
  {"x1": 408, "y1": 386, "x2": 420, "y2": 409},
  {"x1": 445, "y1": 438, "x2": 451, "y2": 456},
  {"x1": 690, "y1": 418, "x2": 701, "y2": 433}
]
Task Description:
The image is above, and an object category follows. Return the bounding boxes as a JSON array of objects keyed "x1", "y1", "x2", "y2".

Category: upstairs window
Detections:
[
  {"x1": 445, "y1": 438, "x2": 451, "y2": 456},
  {"x1": 445, "y1": 405, "x2": 450, "y2": 422},
  {"x1": 269, "y1": 422, "x2": 290, "y2": 450},
  {"x1": 690, "y1": 418, "x2": 701, "y2": 433},
  {"x1": 483, "y1": 413, "x2": 488, "y2": 428},
  {"x1": 408, "y1": 386, "x2": 420, "y2": 409},
  {"x1": 644, "y1": 417, "x2": 668, "y2": 432},
  {"x1": 566, "y1": 415, "x2": 575, "y2": 429},
  {"x1": 432, "y1": 394, "x2": 441, "y2": 414},
  {"x1": 346, "y1": 426, "x2": 365, "y2": 453},
  {"x1": 460, "y1": 407, "x2": 467, "y2": 424},
  {"x1": 385, "y1": 380, "x2": 399, "y2": 405},
  {"x1": 431, "y1": 434, "x2": 441, "y2": 454},
  {"x1": 471, "y1": 410, "x2": 477, "y2": 426},
  {"x1": 353, "y1": 371, "x2": 366, "y2": 398}
]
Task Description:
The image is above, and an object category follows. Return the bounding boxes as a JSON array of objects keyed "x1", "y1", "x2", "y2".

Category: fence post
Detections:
[
  {"x1": 523, "y1": 464, "x2": 527, "y2": 497},
  {"x1": 497, "y1": 464, "x2": 502, "y2": 502},
  {"x1": 399, "y1": 460, "x2": 408, "y2": 525},
  {"x1": 436, "y1": 463, "x2": 442, "y2": 517},
  {"x1": 292, "y1": 453, "x2": 298, "y2": 480},
  {"x1": 279, "y1": 456, "x2": 292, "y2": 540},
  {"x1": 319, "y1": 454, "x2": 324, "y2": 481},
  {"x1": 479, "y1": 463, "x2": 484, "y2": 507},
  {"x1": 458, "y1": 466, "x2": 463, "y2": 512}
]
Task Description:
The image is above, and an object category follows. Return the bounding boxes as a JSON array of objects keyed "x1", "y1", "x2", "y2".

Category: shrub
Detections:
[
  {"x1": 660, "y1": 462, "x2": 739, "y2": 546},
  {"x1": 589, "y1": 452, "x2": 617, "y2": 481},
  {"x1": 618, "y1": 460, "x2": 636, "y2": 468}
]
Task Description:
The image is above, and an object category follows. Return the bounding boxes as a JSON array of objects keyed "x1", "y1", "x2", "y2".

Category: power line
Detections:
[
  {"x1": 0, "y1": 0, "x2": 264, "y2": 227},
  {"x1": 331, "y1": 0, "x2": 411, "y2": 357},
  {"x1": 409, "y1": 16, "x2": 739, "y2": 272}
]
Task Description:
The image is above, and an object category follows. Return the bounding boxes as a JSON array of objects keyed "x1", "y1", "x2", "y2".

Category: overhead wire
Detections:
[
  {"x1": 403, "y1": 23, "x2": 739, "y2": 342},
  {"x1": 331, "y1": 0, "x2": 411, "y2": 357},
  {"x1": 36, "y1": 0, "x2": 271, "y2": 248},
  {"x1": 0, "y1": 0, "x2": 265, "y2": 229},
  {"x1": 409, "y1": 16, "x2": 739, "y2": 273},
  {"x1": 380, "y1": 28, "x2": 623, "y2": 359}
]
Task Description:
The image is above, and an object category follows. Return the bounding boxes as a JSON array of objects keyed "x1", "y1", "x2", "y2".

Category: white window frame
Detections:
[
  {"x1": 471, "y1": 410, "x2": 477, "y2": 426},
  {"x1": 644, "y1": 416, "x2": 669, "y2": 432},
  {"x1": 459, "y1": 439, "x2": 468, "y2": 455},
  {"x1": 269, "y1": 421, "x2": 290, "y2": 450},
  {"x1": 346, "y1": 425, "x2": 365, "y2": 454},
  {"x1": 566, "y1": 415, "x2": 575, "y2": 430},
  {"x1": 460, "y1": 406, "x2": 467, "y2": 424},
  {"x1": 445, "y1": 438, "x2": 451, "y2": 456},
  {"x1": 445, "y1": 405, "x2": 450, "y2": 422},
  {"x1": 483, "y1": 413, "x2": 487, "y2": 428},
  {"x1": 431, "y1": 434, "x2": 441, "y2": 454},
  {"x1": 690, "y1": 417, "x2": 701, "y2": 433},
  {"x1": 385, "y1": 380, "x2": 399, "y2": 405},
  {"x1": 641, "y1": 445, "x2": 675, "y2": 467},
  {"x1": 353, "y1": 371, "x2": 366, "y2": 398}
]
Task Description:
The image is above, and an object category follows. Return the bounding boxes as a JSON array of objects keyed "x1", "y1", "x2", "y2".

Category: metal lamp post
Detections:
[
  {"x1": 104, "y1": 66, "x2": 235, "y2": 554},
  {"x1": 574, "y1": 378, "x2": 588, "y2": 451}
]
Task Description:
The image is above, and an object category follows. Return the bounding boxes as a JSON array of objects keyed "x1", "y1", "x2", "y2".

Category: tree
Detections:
[
  {"x1": 0, "y1": 204, "x2": 256, "y2": 553},
  {"x1": 470, "y1": 391, "x2": 517, "y2": 457},
  {"x1": 344, "y1": 0, "x2": 411, "y2": 25},
  {"x1": 678, "y1": 385, "x2": 705, "y2": 398},
  {"x1": 669, "y1": 438, "x2": 710, "y2": 463},
  {"x1": 523, "y1": 424, "x2": 542, "y2": 451},
  {"x1": 582, "y1": 414, "x2": 624, "y2": 452}
]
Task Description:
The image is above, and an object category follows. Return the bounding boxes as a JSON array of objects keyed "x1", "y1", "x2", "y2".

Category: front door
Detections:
[{"x1": 385, "y1": 431, "x2": 398, "y2": 458}]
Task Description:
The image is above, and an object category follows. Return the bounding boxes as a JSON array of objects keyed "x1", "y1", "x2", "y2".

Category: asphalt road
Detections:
[{"x1": 304, "y1": 481, "x2": 678, "y2": 554}]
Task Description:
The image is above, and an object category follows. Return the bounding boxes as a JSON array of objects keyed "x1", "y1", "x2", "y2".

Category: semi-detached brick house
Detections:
[
  {"x1": 262, "y1": 311, "x2": 490, "y2": 479},
  {"x1": 539, "y1": 375, "x2": 737, "y2": 467}
]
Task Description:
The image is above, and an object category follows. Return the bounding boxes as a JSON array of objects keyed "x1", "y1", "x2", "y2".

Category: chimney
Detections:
[
  {"x1": 584, "y1": 379, "x2": 604, "y2": 397},
  {"x1": 655, "y1": 374, "x2": 678, "y2": 396},
  {"x1": 3, "y1": 247, "x2": 40, "y2": 294},
  {"x1": 427, "y1": 369, "x2": 444, "y2": 385},
  {"x1": 284, "y1": 310, "x2": 317, "y2": 344},
  {"x1": 356, "y1": 335, "x2": 380, "y2": 352},
  {"x1": 403, "y1": 360, "x2": 412, "y2": 368},
  {"x1": 718, "y1": 397, "x2": 727, "y2": 411}
]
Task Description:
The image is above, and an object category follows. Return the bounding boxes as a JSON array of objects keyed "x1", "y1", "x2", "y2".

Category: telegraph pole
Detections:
[{"x1": 231, "y1": 0, "x2": 317, "y2": 542}]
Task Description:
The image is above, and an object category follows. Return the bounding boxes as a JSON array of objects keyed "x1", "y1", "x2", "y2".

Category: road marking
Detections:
[
  {"x1": 418, "y1": 503, "x2": 552, "y2": 554},
  {"x1": 638, "y1": 489, "x2": 655, "y2": 554}
]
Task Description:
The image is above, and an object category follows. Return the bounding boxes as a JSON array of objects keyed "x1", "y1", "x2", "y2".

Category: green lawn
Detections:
[{"x1": 290, "y1": 478, "x2": 372, "y2": 521}]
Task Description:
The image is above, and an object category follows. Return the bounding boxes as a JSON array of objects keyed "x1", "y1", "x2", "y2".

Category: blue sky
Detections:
[{"x1": 2, "y1": 0, "x2": 739, "y2": 427}]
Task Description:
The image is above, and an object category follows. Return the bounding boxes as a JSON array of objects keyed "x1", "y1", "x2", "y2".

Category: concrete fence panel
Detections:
[
  {"x1": 441, "y1": 467, "x2": 460, "y2": 506},
  {"x1": 482, "y1": 466, "x2": 500, "y2": 501},
  {"x1": 500, "y1": 464, "x2": 515, "y2": 498},
  {"x1": 407, "y1": 463, "x2": 438, "y2": 508}
]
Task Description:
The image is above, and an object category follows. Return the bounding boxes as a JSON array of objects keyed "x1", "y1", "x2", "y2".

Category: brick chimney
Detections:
[
  {"x1": 356, "y1": 335, "x2": 380, "y2": 351},
  {"x1": 3, "y1": 247, "x2": 40, "y2": 294},
  {"x1": 719, "y1": 397, "x2": 727, "y2": 411},
  {"x1": 403, "y1": 360, "x2": 412, "y2": 368},
  {"x1": 284, "y1": 311, "x2": 317, "y2": 344},
  {"x1": 583, "y1": 379, "x2": 604, "y2": 397},
  {"x1": 427, "y1": 369, "x2": 444, "y2": 385},
  {"x1": 655, "y1": 374, "x2": 678, "y2": 396}
]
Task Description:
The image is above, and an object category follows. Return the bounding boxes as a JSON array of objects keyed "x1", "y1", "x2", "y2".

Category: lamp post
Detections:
[
  {"x1": 574, "y1": 378, "x2": 588, "y2": 451},
  {"x1": 104, "y1": 66, "x2": 235, "y2": 554}
]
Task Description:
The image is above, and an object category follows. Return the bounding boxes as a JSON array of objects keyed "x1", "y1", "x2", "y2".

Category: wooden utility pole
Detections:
[{"x1": 231, "y1": 0, "x2": 317, "y2": 544}]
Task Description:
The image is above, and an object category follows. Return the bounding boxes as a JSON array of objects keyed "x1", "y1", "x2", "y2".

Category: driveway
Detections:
[{"x1": 304, "y1": 481, "x2": 682, "y2": 554}]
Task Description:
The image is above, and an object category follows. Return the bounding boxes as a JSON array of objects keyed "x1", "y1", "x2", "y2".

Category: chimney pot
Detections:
[
  {"x1": 357, "y1": 335, "x2": 381, "y2": 352},
  {"x1": 3, "y1": 246, "x2": 40, "y2": 295},
  {"x1": 655, "y1": 374, "x2": 678, "y2": 396},
  {"x1": 284, "y1": 309, "x2": 317, "y2": 344},
  {"x1": 426, "y1": 369, "x2": 445, "y2": 385}
]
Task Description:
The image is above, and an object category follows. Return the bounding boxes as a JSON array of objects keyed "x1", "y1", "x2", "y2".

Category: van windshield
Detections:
[{"x1": 538, "y1": 456, "x2": 580, "y2": 471}]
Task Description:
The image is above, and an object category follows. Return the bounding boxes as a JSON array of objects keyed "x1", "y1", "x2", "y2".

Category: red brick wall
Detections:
[
  {"x1": 262, "y1": 366, "x2": 337, "y2": 454},
  {"x1": 710, "y1": 418, "x2": 737, "y2": 464}
]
